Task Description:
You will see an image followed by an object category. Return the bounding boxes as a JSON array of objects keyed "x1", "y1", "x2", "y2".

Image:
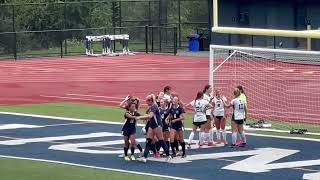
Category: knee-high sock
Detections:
[
  {"x1": 199, "y1": 132, "x2": 205, "y2": 145},
  {"x1": 188, "y1": 132, "x2": 195, "y2": 145},
  {"x1": 136, "y1": 144, "x2": 143, "y2": 153},
  {"x1": 124, "y1": 146, "x2": 129, "y2": 156},
  {"x1": 174, "y1": 140, "x2": 179, "y2": 151},
  {"x1": 232, "y1": 133, "x2": 237, "y2": 145},
  {"x1": 158, "y1": 140, "x2": 170, "y2": 156},
  {"x1": 179, "y1": 141, "x2": 186, "y2": 156},
  {"x1": 209, "y1": 129, "x2": 214, "y2": 142},
  {"x1": 170, "y1": 142, "x2": 176, "y2": 155},
  {"x1": 151, "y1": 143, "x2": 157, "y2": 154},
  {"x1": 130, "y1": 146, "x2": 135, "y2": 155},
  {"x1": 221, "y1": 129, "x2": 227, "y2": 141},
  {"x1": 240, "y1": 131, "x2": 246, "y2": 143},
  {"x1": 155, "y1": 141, "x2": 161, "y2": 152},
  {"x1": 216, "y1": 129, "x2": 221, "y2": 141},
  {"x1": 143, "y1": 138, "x2": 152, "y2": 158}
]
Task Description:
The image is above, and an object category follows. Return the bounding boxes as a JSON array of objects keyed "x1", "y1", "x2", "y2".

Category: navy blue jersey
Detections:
[
  {"x1": 159, "y1": 106, "x2": 170, "y2": 124},
  {"x1": 122, "y1": 111, "x2": 140, "y2": 130},
  {"x1": 146, "y1": 104, "x2": 162, "y2": 128},
  {"x1": 170, "y1": 105, "x2": 185, "y2": 127}
]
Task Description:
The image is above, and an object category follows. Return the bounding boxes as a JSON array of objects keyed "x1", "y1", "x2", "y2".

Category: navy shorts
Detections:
[
  {"x1": 232, "y1": 119, "x2": 244, "y2": 125},
  {"x1": 171, "y1": 122, "x2": 184, "y2": 131},
  {"x1": 122, "y1": 128, "x2": 136, "y2": 137},
  {"x1": 150, "y1": 119, "x2": 162, "y2": 129},
  {"x1": 231, "y1": 114, "x2": 244, "y2": 125},
  {"x1": 162, "y1": 123, "x2": 170, "y2": 132}
]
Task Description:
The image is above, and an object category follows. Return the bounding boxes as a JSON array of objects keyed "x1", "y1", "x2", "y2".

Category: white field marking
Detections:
[
  {"x1": 0, "y1": 132, "x2": 121, "y2": 146},
  {"x1": 303, "y1": 172, "x2": 320, "y2": 180},
  {"x1": 0, "y1": 155, "x2": 193, "y2": 180},
  {"x1": 39, "y1": 95, "x2": 149, "y2": 106},
  {"x1": 265, "y1": 67, "x2": 276, "y2": 70},
  {"x1": 283, "y1": 69, "x2": 295, "y2": 72},
  {"x1": 49, "y1": 139, "x2": 225, "y2": 154},
  {"x1": 66, "y1": 94, "x2": 124, "y2": 100},
  {"x1": 40, "y1": 122, "x2": 94, "y2": 127},
  {"x1": 0, "y1": 124, "x2": 41, "y2": 130},
  {"x1": 303, "y1": 71, "x2": 315, "y2": 74},
  {"x1": 0, "y1": 111, "x2": 320, "y2": 142}
]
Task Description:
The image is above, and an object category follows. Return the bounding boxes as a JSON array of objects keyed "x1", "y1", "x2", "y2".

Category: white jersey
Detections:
[
  {"x1": 213, "y1": 96, "x2": 225, "y2": 117},
  {"x1": 231, "y1": 97, "x2": 245, "y2": 120},
  {"x1": 203, "y1": 93, "x2": 212, "y2": 116},
  {"x1": 163, "y1": 94, "x2": 171, "y2": 102},
  {"x1": 190, "y1": 99, "x2": 209, "y2": 122}
]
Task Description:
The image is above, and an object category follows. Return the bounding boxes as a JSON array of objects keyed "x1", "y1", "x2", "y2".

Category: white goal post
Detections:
[{"x1": 209, "y1": 45, "x2": 320, "y2": 125}]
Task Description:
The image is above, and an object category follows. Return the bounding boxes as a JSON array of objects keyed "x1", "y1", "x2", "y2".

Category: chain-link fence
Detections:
[{"x1": 0, "y1": 0, "x2": 211, "y2": 58}]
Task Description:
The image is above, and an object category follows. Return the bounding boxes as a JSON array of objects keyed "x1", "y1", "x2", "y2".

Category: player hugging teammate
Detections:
[{"x1": 119, "y1": 85, "x2": 248, "y2": 163}]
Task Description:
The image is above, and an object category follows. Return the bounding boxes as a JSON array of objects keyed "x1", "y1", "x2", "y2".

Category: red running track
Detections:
[{"x1": 0, "y1": 54, "x2": 319, "y2": 124}]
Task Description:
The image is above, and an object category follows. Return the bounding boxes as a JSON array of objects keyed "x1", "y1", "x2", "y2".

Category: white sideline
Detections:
[
  {"x1": 0, "y1": 111, "x2": 320, "y2": 142},
  {"x1": 0, "y1": 155, "x2": 193, "y2": 180}
]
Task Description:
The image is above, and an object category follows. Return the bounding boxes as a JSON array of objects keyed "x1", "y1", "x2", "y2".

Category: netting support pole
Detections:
[
  {"x1": 12, "y1": 5, "x2": 17, "y2": 60},
  {"x1": 174, "y1": 27, "x2": 178, "y2": 55},
  {"x1": 209, "y1": 45, "x2": 214, "y2": 87},
  {"x1": 145, "y1": 26, "x2": 149, "y2": 54}
]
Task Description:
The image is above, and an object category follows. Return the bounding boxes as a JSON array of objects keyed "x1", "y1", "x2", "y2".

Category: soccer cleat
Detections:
[
  {"x1": 137, "y1": 157, "x2": 147, "y2": 163},
  {"x1": 187, "y1": 144, "x2": 192, "y2": 149},
  {"x1": 154, "y1": 151, "x2": 161, "y2": 158},
  {"x1": 239, "y1": 142, "x2": 247, "y2": 147},
  {"x1": 230, "y1": 144, "x2": 236, "y2": 148},
  {"x1": 236, "y1": 140, "x2": 244, "y2": 146},
  {"x1": 124, "y1": 156, "x2": 131, "y2": 161},
  {"x1": 224, "y1": 140, "x2": 228, "y2": 145},
  {"x1": 181, "y1": 154, "x2": 187, "y2": 158},
  {"x1": 176, "y1": 151, "x2": 182, "y2": 156},
  {"x1": 166, "y1": 156, "x2": 172, "y2": 163},
  {"x1": 130, "y1": 156, "x2": 136, "y2": 161},
  {"x1": 208, "y1": 142, "x2": 215, "y2": 146}
]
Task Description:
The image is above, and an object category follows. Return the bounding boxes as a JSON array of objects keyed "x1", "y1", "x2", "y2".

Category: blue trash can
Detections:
[{"x1": 187, "y1": 34, "x2": 200, "y2": 52}]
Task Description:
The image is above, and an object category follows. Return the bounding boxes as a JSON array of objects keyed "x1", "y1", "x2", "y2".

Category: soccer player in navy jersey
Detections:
[
  {"x1": 122, "y1": 102, "x2": 141, "y2": 161},
  {"x1": 136, "y1": 94, "x2": 172, "y2": 163},
  {"x1": 169, "y1": 96, "x2": 186, "y2": 158}
]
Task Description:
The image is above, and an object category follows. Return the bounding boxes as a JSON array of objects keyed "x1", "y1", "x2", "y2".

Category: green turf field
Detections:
[
  {"x1": 0, "y1": 158, "x2": 166, "y2": 180},
  {"x1": 0, "y1": 102, "x2": 319, "y2": 180},
  {"x1": 0, "y1": 102, "x2": 319, "y2": 136}
]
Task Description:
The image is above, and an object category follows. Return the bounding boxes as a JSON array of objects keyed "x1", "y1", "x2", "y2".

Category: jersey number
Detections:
[{"x1": 239, "y1": 104, "x2": 244, "y2": 110}]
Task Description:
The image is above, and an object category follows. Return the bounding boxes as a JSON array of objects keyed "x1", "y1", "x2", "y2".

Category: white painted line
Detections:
[
  {"x1": 265, "y1": 67, "x2": 276, "y2": 70},
  {"x1": 283, "y1": 69, "x2": 295, "y2": 72},
  {"x1": 303, "y1": 172, "x2": 320, "y2": 180},
  {"x1": 0, "y1": 124, "x2": 42, "y2": 130},
  {"x1": 303, "y1": 71, "x2": 315, "y2": 74},
  {"x1": 67, "y1": 94, "x2": 124, "y2": 100},
  {"x1": 0, "y1": 111, "x2": 320, "y2": 142},
  {"x1": 0, "y1": 132, "x2": 120, "y2": 145},
  {"x1": 0, "y1": 155, "x2": 193, "y2": 180}
]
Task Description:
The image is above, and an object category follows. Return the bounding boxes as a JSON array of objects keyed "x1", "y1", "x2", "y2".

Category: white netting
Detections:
[{"x1": 210, "y1": 45, "x2": 320, "y2": 125}]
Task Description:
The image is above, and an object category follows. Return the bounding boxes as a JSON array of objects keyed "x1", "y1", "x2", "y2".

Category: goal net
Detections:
[{"x1": 210, "y1": 45, "x2": 320, "y2": 130}]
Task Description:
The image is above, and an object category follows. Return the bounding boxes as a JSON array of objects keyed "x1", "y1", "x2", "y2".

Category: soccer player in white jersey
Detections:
[
  {"x1": 186, "y1": 91, "x2": 213, "y2": 148},
  {"x1": 212, "y1": 89, "x2": 228, "y2": 145},
  {"x1": 202, "y1": 85, "x2": 214, "y2": 146},
  {"x1": 225, "y1": 88, "x2": 247, "y2": 147}
]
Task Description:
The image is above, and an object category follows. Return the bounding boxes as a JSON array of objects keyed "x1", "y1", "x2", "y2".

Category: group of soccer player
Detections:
[{"x1": 119, "y1": 85, "x2": 248, "y2": 163}]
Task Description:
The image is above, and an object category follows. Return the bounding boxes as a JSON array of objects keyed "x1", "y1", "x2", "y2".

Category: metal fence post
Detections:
[
  {"x1": 174, "y1": 27, "x2": 178, "y2": 55},
  {"x1": 145, "y1": 25, "x2": 149, "y2": 54}
]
